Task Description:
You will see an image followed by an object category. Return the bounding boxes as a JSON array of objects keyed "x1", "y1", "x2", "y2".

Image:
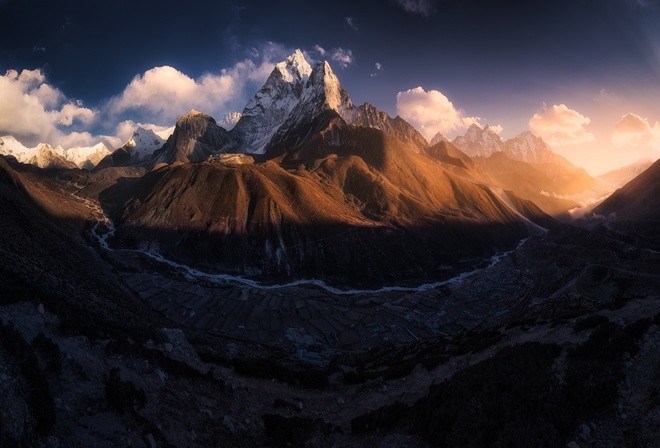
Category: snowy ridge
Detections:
[
  {"x1": 65, "y1": 142, "x2": 112, "y2": 169},
  {"x1": 1, "y1": 135, "x2": 115, "y2": 169},
  {"x1": 1, "y1": 136, "x2": 76, "y2": 169},
  {"x1": 503, "y1": 131, "x2": 554, "y2": 164},
  {"x1": 264, "y1": 59, "x2": 355, "y2": 153},
  {"x1": 0, "y1": 135, "x2": 32, "y2": 160},
  {"x1": 452, "y1": 124, "x2": 558, "y2": 165}
]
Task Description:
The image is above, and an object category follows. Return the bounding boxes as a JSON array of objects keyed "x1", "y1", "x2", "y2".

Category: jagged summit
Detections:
[
  {"x1": 218, "y1": 111, "x2": 242, "y2": 131},
  {"x1": 125, "y1": 127, "x2": 168, "y2": 161},
  {"x1": 353, "y1": 103, "x2": 428, "y2": 152},
  {"x1": 263, "y1": 59, "x2": 354, "y2": 157},
  {"x1": 229, "y1": 49, "x2": 314, "y2": 154},
  {"x1": 273, "y1": 49, "x2": 312, "y2": 84},
  {"x1": 430, "y1": 132, "x2": 449, "y2": 146},
  {"x1": 503, "y1": 131, "x2": 553, "y2": 164},
  {"x1": 452, "y1": 123, "x2": 504, "y2": 158}
]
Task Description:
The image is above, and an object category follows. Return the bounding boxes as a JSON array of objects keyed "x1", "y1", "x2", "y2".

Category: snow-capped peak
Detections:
[
  {"x1": 66, "y1": 142, "x2": 112, "y2": 169},
  {"x1": 453, "y1": 123, "x2": 504, "y2": 157},
  {"x1": 274, "y1": 49, "x2": 312, "y2": 84},
  {"x1": 230, "y1": 50, "x2": 316, "y2": 154},
  {"x1": 0, "y1": 135, "x2": 30, "y2": 156},
  {"x1": 124, "y1": 126, "x2": 169, "y2": 161},
  {"x1": 503, "y1": 131, "x2": 554, "y2": 164},
  {"x1": 318, "y1": 61, "x2": 354, "y2": 120},
  {"x1": 218, "y1": 112, "x2": 242, "y2": 131}
]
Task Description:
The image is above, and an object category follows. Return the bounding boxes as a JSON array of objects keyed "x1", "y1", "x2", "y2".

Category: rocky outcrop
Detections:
[{"x1": 150, "y1": 110, "x2": 229, "y2": 165}]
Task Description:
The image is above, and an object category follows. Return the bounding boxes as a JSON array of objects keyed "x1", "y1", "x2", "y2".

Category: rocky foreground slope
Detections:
[{"x1": 2, "y1": 135, "x2": 660, "y2": 448}]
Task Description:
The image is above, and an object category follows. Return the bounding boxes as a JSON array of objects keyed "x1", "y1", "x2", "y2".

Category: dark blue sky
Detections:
[{"x1": 2, "y1": 0, "x2": 660, "y2": 173}]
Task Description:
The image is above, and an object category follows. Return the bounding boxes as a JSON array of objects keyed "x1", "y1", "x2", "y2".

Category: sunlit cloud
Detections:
[
  {"x1": 331, "y1": 48, "x2": 354, "y2": 69},
  {"x1": 106, "y1": 62, "x2": 273, "y2": 124},
  {"x1": 392, "y1": 0, "x2": 435, "y2": 17},
  {"x1": 314, "y1": 45, "x2": 326, "y2": 56},
  {"x1": 486, "y1": 124, "x2": 504, "y2": 135},
  {"x1": 611, "y1": 113, "x2": 660, "y2": 150},
  {"x1": 396, "y1": 86, "x2": 480, "y2": 139},
  {"x1": 370, "y1": 62, "x2": 383, "y2": 77},
  {"x1": 105, "y1": 42, "x2": 291, "y2": 126},
  {"x1": 528, "y1": 103, "x2": 595, "y2": 146},
  {"x1": 0, "y1": 68, "x2": 99, "y2": 148}
]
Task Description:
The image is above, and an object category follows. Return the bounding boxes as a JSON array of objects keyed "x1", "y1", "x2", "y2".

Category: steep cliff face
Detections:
[{"x1": 229, "y1": 50, "x2": 313, "y2": 154}]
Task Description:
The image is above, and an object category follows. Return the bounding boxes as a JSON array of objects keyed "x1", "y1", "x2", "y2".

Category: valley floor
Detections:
[{"x1": 2, "y1": 166, "x2": 660, "y2": 447}]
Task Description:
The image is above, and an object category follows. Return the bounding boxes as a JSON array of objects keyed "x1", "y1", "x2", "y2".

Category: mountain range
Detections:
[
  {"x1": 1, "y1": 49, "x2": 659, "y2": 273},
  {"x1": 3, "y1": 49, "x2": 660, "y2": 448}
]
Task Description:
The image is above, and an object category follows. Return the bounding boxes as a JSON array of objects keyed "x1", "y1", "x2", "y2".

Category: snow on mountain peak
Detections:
[
  {"x1": 274, "y1": 49, "x2": 312, "y2": 84},
  {"x1": 503, "y1": 131, "x2": 554, "y2": 164},
  {"x1": 218, "y1": 112, "x2": 242, "y2": 131},
  {"x1": 65, "y1": 142, "x2": 112, "y2": 169},
  {"x1": 230, "y1": 50, "x2": 317, "y2": 153},
  {"x1": 453, "y1": 123, "x2": 504, "y2": 157},
  {"x1": 125, "y1": 126, "x2": 168, "y2": 161},
  {"x1": 0, "y1": 135, "x2": 30, "y2": 156}
]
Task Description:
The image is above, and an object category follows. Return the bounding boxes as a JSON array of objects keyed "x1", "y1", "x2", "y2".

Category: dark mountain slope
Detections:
[{"x1": 111, "y1": 122, "x2": 532, "y2": 284}]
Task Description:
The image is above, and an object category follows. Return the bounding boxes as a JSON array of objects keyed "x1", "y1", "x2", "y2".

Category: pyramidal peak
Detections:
[
  {"x1": 230, "y1": 50, "x2": 319, "y2": 154},
  {"x1": 274, "y1": 49, "x2": 312, "y2": 84}
]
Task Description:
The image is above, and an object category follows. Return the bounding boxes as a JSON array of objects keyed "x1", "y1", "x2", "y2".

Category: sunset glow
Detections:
[{"x1": 2, "y1": 0, "x2": 660, "y2": 175}]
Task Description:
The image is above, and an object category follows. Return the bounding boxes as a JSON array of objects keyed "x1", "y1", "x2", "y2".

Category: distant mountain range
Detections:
[
  {"x1": 104, "y1": 52, "x2": 543, "y2": 281},
  {"x1": 1, "y1": 49, "x2": 658, "y2": 236}
]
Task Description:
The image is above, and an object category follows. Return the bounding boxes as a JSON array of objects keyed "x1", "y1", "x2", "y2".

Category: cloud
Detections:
[
  {"x1": 528, "y1": 103, "x2": 595, "y2": 145},
  {"x1": 611, "y1": 113, "x2": 660, "y2": 150},
  {"x1": 396, "y1": 86, "x2": 480, "y2": 139},
  {"x1": 331, "y1": 48, "x2": 354, "y2": 69},
  {"x1": 371, "y1": 62, "x2": 383, "y2": 77},
  {"x1": 0, "y1": 68, "x2": 99, "y2": 148},
  {"x1": 485, "y1": 124, "x2": 504, "y2": 135},
  {"x1": 58, "y1": 102, "x2": 95, "y2": 126},
  {"x1": 106, "y1": 47, "x2": 281, "y2": 125},
  {"x1": 345, "y1": 17, "x2": 358, "y2": 31},
  {"x1": 392, "y1": 0, "x2": 435, "y2": 17},
  {"x1": 314, "y1": 45, "x2": 326, "y2": 56}
]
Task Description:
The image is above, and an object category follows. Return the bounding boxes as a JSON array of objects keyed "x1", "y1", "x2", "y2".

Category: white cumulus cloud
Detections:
[
  {"x1": 105, "y1": 43, "x2": 287, "y2": 125},
  {"x1": 0, "y1": 68, "x2": 98, "y2": 148},
  {"x1": 528, "y1": 103, "x2": 595, "y2": 146},
  {"x1": 392, "y1": 0, "x2": 435, "y2": 17},
  {"x1": 396, "y1": 86, "x2": 480, "y2": 140},
  {"x1": 611, "y1": 113, "x2": 660, "y2": 150}
]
